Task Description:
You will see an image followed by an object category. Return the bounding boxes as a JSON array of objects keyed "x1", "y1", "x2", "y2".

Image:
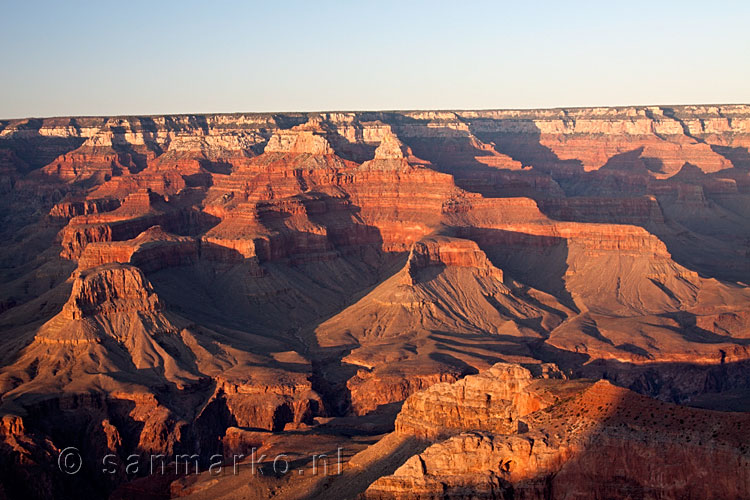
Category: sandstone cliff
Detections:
[
  {"x1": 366, "y1": 364, "x2": 750, "y2": 500},
  {"x1": 2, "y1": 105, "x2": 750, "y2": 498}
]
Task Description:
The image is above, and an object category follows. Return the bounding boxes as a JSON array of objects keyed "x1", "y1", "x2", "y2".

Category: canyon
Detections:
[{"x1": 1, "y1": 105, "x2": 750, "y2": 499}]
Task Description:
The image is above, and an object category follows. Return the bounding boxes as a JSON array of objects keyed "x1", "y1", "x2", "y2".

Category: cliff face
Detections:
[
  {"x1": 2, "y1": 105, "x2": 750, "y2": 498},
  {"x1": 0, "y1": 264, "x2": 325, "y2": 498},
  {"x1": 394, "y1": 363, "x2": 555, "y2": 439},
  {"x1": 366, "y1": 364, "x2": 750, "y2": 500}
]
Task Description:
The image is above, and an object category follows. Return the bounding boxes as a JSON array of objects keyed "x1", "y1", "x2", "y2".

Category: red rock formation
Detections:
[
  {"x1": 49, "y1": 197, "x2": 121, "y2": 219},
  {"x1": 216, "y1": 373, "x2": 323, "y2": 432},
  {"x1": 394, "y1": 364, "x2": 554, "y2": 439},
  {"x1": 0, "y1": 263, "x2": 324, "y2": 459},
  {"x1": 347, "y1": 369, "x2": 464, "y2": 417},
  {"x1": 2, "y1": 106, "x2": 750, "y2": 499},
  {"x1": 405, "y1": 236, "x2": 503, "y2": 278},
  {"x1": 538, "y1": 195, "x2": 665, "y2": 225},
  {"x1": 78, "y1": 226, "x2": 198, "y2": 272},
  {"x1": 366, "y1": 365, "x2": 750, "y2": 500},
  {"x1": 61, "y1": 264, "x2": 162, "y2": 320},
  {"x1": 58, "y1": 189, "x2": 203, "y2": 261}
]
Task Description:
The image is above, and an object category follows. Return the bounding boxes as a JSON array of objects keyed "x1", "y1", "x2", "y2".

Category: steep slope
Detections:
[
  {"x1": 0, "y1": 263, "x2": 326, "y2": 498},
  {"x1": 316, "y1": 236, "x2": 563, "y2": 345},
  {"x1": 314, "y1": 236, "x2": 571, "y2": 414},
  {"x1": 365, "y1": 363, "x2": 750, "y2": 500},
  {"x1": 0, "y1": 263, "x2": 324, "y2": 425},
  {"x1": 2, "y1": 106, "x2": 750, "y2": 498}
]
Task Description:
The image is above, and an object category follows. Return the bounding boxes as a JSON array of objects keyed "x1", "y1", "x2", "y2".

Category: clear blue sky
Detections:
[{"x1": 1, "y1": 0, "x2": 748, "y2": 118}]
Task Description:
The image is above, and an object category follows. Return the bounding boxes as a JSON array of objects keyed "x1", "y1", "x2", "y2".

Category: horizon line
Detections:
[{"x1": 2, "y1": 102, "x2": 749, "y2": 123}]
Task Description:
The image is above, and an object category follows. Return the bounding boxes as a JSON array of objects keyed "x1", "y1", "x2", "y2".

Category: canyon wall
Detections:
[
  {"x1": 366, "y1": 363, "x2": 750, "y2": 500},
  {"x1": 1, "y1": 105, "x2": 750, "y2": 498}
]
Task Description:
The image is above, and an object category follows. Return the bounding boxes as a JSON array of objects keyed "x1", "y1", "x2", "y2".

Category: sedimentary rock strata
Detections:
[
  {"x1": 366, "y1": 364, "x2": 750, "y2": 500},
  {"x1": 1, "y1": 105, "x2": 750, "y2": 498}
]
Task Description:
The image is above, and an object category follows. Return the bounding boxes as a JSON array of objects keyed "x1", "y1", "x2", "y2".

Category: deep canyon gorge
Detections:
[{"x1": 1, "y1": 105, "x2": 750, "y2": 498}]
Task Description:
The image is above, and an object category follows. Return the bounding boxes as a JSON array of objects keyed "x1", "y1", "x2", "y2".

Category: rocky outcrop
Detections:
[
  {"x1": 0, "y1": 260, "x2": 328, "y2": 498},
  {"x1": 217, "y1": 374, "x2": 324, "y2": 431},
  {"x1": 264, "y1": 122, "x2": 334, "y2": 155},
  {"x1": 538, "y1": 195, "x2": 665, "y2": 225},
  {"x1": 405, "y1": 236, "x2": 503, "y2": 275},
  {"x1": 77, "y1": 226, "x2": 198, "y2": 272},
  {"x1": 49, "y1": 197, "x2": 121, "y2": 219},
  {"x1": 366, "y1": 366, "x2": 750, "y2": 500},
  {"x1": 58, "y1": 189, "x2": 202, "y2": 260},
  {"x1": 394, "y1": 364, "x2": 552, "y2": 439},
  {"x1": 315, "y1": 234, "x2": 563, "y2": 346},
  {"x1": 373, "y1": 131, "x2": 407, "y2": 160},
  {"x1": 347, "y1": 370, "x2": 464, "y2": 416},
  {"x1": 61, "y1": 264, "x2": 162, "y2": 320}
]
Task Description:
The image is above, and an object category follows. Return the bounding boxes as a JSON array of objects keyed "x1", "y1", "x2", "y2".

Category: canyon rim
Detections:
[{"x1": 0, "y1": 106, "x2": 749, "y2": 498}]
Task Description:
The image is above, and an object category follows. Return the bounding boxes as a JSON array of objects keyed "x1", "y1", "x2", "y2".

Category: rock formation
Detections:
[
  {"x1": 1, "y1": 106, "x2": 750, "y2": 498},
  {"x1": 366, "y1": 363, "x2": 750, "y2": 500}
]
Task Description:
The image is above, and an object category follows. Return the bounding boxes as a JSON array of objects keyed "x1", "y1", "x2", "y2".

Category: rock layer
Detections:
[
  {"x1": 2, "y1": 105, "x2": 750, "y2": 498},
  {"x1": 366, "y1": 364, "x2": 750, "y2": 500}
]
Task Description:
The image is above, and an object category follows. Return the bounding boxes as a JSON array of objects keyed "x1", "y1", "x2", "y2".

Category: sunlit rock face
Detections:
[
  {"x1": 1, "y1": 105, "x2": 750, "y2": 499},
  {"x1": 366, "y1": 365, "x2": 750, "y2": 500}
]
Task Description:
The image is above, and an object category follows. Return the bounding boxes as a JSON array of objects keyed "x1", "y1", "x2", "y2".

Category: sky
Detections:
[{"x1": 0, "y1": 0, "x2": 748, "y2": 118}]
